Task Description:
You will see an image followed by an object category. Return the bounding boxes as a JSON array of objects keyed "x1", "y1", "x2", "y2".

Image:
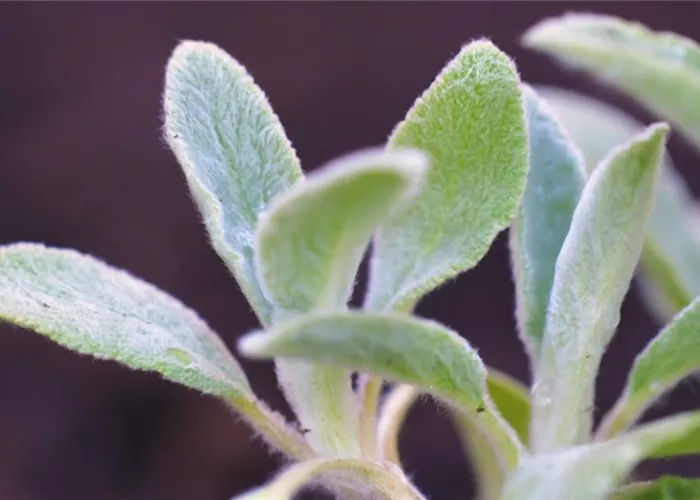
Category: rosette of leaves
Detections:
[{"x1": 3, "y1": 19, "x2": 700, "y2": 500}]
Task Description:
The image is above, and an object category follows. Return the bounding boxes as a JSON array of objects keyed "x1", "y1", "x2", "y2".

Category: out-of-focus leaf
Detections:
[
  {"x1": 611, "y1": 476, "x2": 700, "y2": 500},
  {"x1": 531, "y1": 124, "x2": 668, "y2": 452},
  {"x1": 510, "y1": 85, "x2": 586, "y2": 360},
  {"x1": 164, "y1": 40, "x2": 302, "y2": 323},
  {"x1": 233, "y1": 458, "x2": 426, "y2": 500},
  {"x1": 366, "y1": 40, "x2": 528, "y2": 312},
  {"x1": 523, "y1": 14, "x2": 700, "y2": 150},
  {"x1": 504, "y1": 411, "x2": 700, "y2": 500},
  {"x1": 598, "y1": 295, "x2": 700, "y2": 439}
]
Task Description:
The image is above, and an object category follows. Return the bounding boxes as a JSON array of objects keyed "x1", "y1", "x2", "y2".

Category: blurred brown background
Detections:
[{"x1": 1, "y1": 2, "x2": 699, "y2": 499}]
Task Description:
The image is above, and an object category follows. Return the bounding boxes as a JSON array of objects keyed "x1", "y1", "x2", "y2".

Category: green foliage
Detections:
[
  {"x1": 164, "y1": 41, "x2": 302, "y2": 324},
  {"x1": 536, "y1": 87, "x2": 700, "y2": 322},
  {"x1": 510, "y1": 85, "x2": 587, "y2": 362},
  {"x1": 366, "y1": 40, "x2": 528, "y2": 312},
  {"x1": 532, "y1": 124, "x2": 668, "y2": 452},
  {"x1": 5, "y1": 14, "x2": 700, "y2": 500},
  {"x1": 523, "y1": 14, "x2": 700, "y2": 150}
]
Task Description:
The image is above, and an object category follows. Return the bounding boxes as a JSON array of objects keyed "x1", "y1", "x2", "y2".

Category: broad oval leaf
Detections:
[
  {"x1": 164, "y1": 40, "x2": 302, "y2": 324},
  {"x1": 255, "y1": 148, "x2": 428, "y2": 457},
  {"x1": 504, "y1": 411, "x2": 700, "y2": 500},
  {"x1": 0, "y1": 243, "x2": 313, "y2": 459},
  {"x1": 366, "y1": 40, "x2": 528, "y2": 312},
  {"x1": 611, "y1": 476, "x2": 700, "y2": 500},
  {"x1": 233, "y1": 458, "x2": 426, "y2": 500},
  {"x1": 598, "y1": 295, "x2": 700, "y2": 439},
  {"x1": 510, "y1": 85, "x2": 587, "y2": 361},
  {"x1": 239, "y1": 311, "x2": 525, "y2": 469},
  {"x1": 537, "y1": 87, "x2": 700, "y2": 321},
  {"x1": 531, "y1": 124, "x2": 669, "y2": 452},
  {"x1": 523, "y1": 14, "x2": 700, "y2": 150}
]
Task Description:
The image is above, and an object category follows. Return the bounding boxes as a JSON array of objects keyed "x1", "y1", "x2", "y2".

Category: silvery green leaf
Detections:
[
  {"x1": 598, "y1": 295, "x2": 700, "y2": 439},
  {"x1": 233, "y1": 458, "x2": 426, "y2": 500},
  {"x1": 164, "y1": 40, "x2": 302, "y2": 323},
  {"x1": 531, "y1": 124, "x2": 669, "y2": 452},
  {"x1": 523, "y1": 14, "x2": 700, "y2": 150},
  {"x1": 611, "y1": 476, "x2": 700, "y2": 500},
  {"x1": 366, "y1": 40, "x2": 528, "y2": 312},
  {"x1": 256, "y1": 148, "x2": 427, "y2": 316},
  {"x1": 504, "y1": 411, "x2": 700, "y2": 500},
  {"x1": 510, "y1": 85, "x2": 587, "y2": 360},
  {"x1": 255, "y1": 148, "x2": 428, "y2": 457},
  {"x1": 0, "y1": 244, "x2": 312, "y2": 459},
  {"x1": 239, "y1": 311, "x2": 525, "y2": 470},
  {"x1": 537, "y1": 87, "x2": 700, "y2": 321}
]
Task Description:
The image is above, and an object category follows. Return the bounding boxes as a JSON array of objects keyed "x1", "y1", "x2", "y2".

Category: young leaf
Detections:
[
  {"x1": 510, "y1": 85, "x2": 587, "y2": 361},
  {"x1": 504, "y1": 411, "x2": 700, "y2": 500},
  {"x1": 255, "y1": 148, "x2": 427, "y2": 457},
  {"x1": 233, "y1": 458, "x2": 426, "y2": 500},
  {"x1": 0, "y1": 243, "x2": 312, "y2": 459},
  {"x1": 523, "y1": 14, "x2": 700, "y2": 150},
  {"x1": 531, "y1": 124, "x2": 669, "y2": 452},
  {"x1": 598, "y1": 295, "x2": 700, "y2": 439},
  {"x1": 366, "y1": 40, "x2": 528, "y2": 312},
  {"x1": 611, "y1": 476, "x2": 700, "y2": 500},
  {"x1": 256, "y1": 148, "x2": 427, "y2": 316},
  {"x1": 164, "y1": 40, "x2": 303, "y2": 324},
  {"x1": 537, "y1": 87, "x2": 700, "y2": 320},
  {"x1": 239, "y1": 311, "x2": 525, "y2": 470}
]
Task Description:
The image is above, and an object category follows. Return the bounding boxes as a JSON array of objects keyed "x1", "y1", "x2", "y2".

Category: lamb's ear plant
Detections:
[{"x1": 3, "y1": 15, "x2": 700, "y2": 500}]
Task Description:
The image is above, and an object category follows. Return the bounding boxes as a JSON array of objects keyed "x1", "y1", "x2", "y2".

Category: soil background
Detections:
[{"x1": 0, "y1": 2, "x2": 699, "y2": 499}]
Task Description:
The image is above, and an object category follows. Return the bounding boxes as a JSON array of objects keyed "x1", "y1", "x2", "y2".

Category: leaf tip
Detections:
[{"x1": 238, "y1": 331, "x2": 271, "y2": 359}]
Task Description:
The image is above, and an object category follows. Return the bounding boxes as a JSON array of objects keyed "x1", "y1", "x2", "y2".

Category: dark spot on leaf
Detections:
[{"x1": 476, "y1": 405, "x2": 485, "y2": 414}]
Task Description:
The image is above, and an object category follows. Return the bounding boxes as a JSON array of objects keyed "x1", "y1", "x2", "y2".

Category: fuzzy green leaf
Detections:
[
  {"x1": 531, "y1": 124, "x2": 669, "y2": 452},
  {"x1": 233, "y1": 458, "x2": 426, "y2": 500},
  {"x1": 537, "y1": 87, "x2": 700, "y2": 321},
  {"x1": 163, "y1": 40, "x2": 302, "y2": 324},
  {"x1": 598, "y1": 295, "x2": 700, "y2": 439},
  {"x1": 523, "y1": 14, "x2": 700, "y2": 150},
  {"x1": 0, "y1": 243, "x2": 314, "y2": 460},
  {"x1": 504, "y1": 411, "x2": 700, "y2": 500},
  {"x1": 366, "y1": 40, "x2": 528, "y2": 312},
  {"x1": 510, "y1": 85, "x2": 587, "y2": 360},
  {"x1": 255, "y1": 148, "x2": 428, "y2": 457},
  {"x1": 239, "y1": 311, "x2": 524, "y2": 470},
  {"x1": 256, "y1": 148, "x2": 427, "y2": 316},
  {"x1": 612, "y1": 477, "x2": 700, "y2": 500}
]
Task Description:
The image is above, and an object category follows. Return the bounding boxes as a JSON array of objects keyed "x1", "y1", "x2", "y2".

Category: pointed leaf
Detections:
[
  {"x1": 233, "y1": 458, "x2": 426, "y2": 500},
  {"x1": 504, "y1": 411, "x2": 700, "y2": 500},
  {"x1": 164, "y1": 40, "x2": 302, "y2": 323},
  {"x1": 0, "y1": 243, "x2": 313, "y2": 459},
  {"x1": 612, "y1": 476, "x2": 700, "y2": 500},
  {"x1": 510, "y1": 85, "x2": 587, "y2": 360},
  {"x1": 523, "y1": 14, "x2": 700, "y2": 150},
  {"x1": 366, "y1": 40, "x2": 528, "y2": 311},
  {"x1": 255, "y1": 149, "x2": 427, "y2": 457},
  {"x1": 537, "y1": 87, "x2": 700, "y2": 321},
  {"x1": 239, "y1": 311, "x2": 525, "y2": 469},
  {"x1": 599, "y1": 295, "x2": 700, "y2": 438},
  {"x1": 531, "y1": 124, "x2": 669, "y2": 452}
]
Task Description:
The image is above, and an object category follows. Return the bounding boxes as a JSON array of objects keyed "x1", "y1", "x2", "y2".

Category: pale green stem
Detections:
[{"x1": 358, "y1": 373, "x2": 384, "y2": 458}]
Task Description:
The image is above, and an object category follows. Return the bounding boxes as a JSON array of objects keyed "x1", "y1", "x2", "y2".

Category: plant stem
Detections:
[{"x1": 358, "y1": 374, "x2": 384, "y2": 457}]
